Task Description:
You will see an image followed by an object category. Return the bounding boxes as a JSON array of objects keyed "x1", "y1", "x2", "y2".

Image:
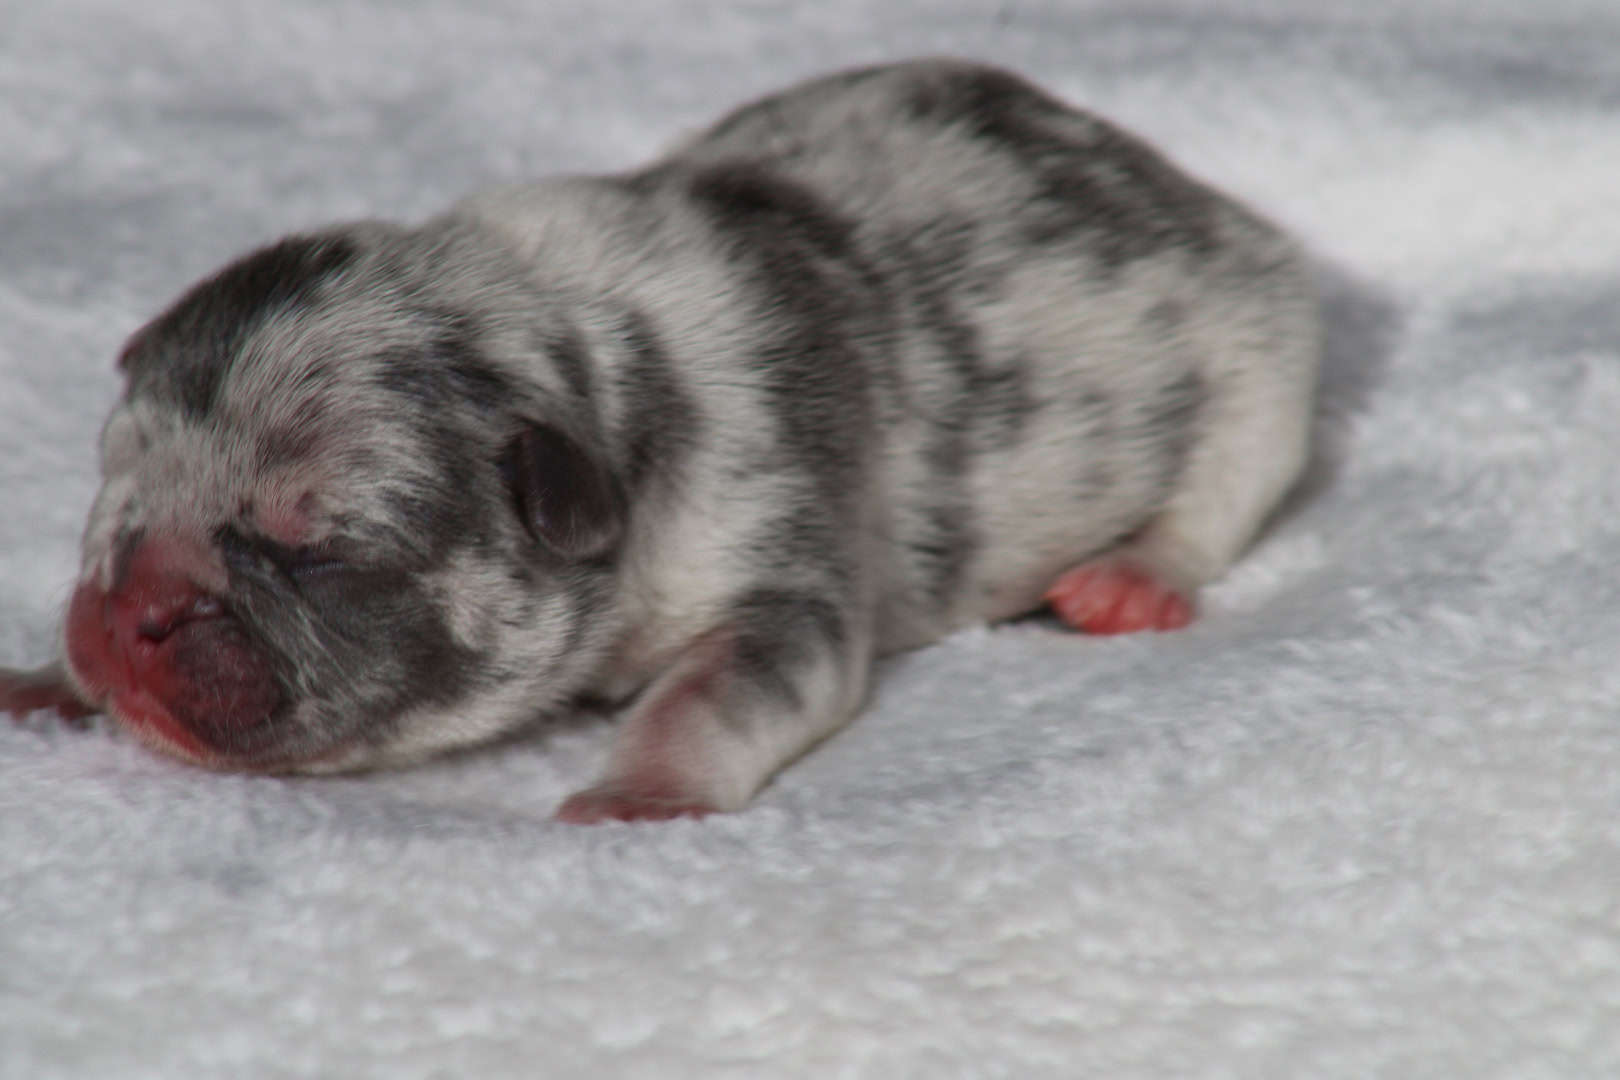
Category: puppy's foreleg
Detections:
[
  {"x1": 556, "y1": 592, "x2": 868, "y2": 823},
  {"x1": 0, "y1": 661, "x2": 96, "y2": 723}
]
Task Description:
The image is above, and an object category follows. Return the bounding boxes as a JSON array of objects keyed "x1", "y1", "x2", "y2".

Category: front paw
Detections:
[
  {"x1": 555, "y1": 783, "x2": 718, "y2": 825},
  {"x1": 0, "y1": 663, "x2": 97, "y2": 725}
]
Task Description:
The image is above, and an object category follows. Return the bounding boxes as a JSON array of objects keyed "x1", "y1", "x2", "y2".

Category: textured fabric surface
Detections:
[{"x1": 4, "y1": 1, "x2": 1618, "y2": 1076}]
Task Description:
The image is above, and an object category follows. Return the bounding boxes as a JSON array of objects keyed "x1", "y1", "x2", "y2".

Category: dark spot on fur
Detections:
[
  {"x1": 370, "y1": 317, "x2": 515, "y2": 417},
  {"x1": 313, "y1": 563, "x2": 478, "y2": 715},
  {"x1": 900, "y1": 64, "x2": 1067, "y2": 128},
  {"x1": 685, "y1": 160, "x2": 861, "y2": 267},
  {"x1": 351, "y1": 322, "x2": 527, "y2": 563},
  {"x1": 555, "y1": 576, "x2": 596, "y2": 659},
  {"x1": 901, "y1": 500, "x2": 976, "y2": 610},
  {"x1": 1077, "y1": 387, "x2": 1114, "y2": 419},
  {"x1": 970, "y1": 360, "x2": 1041, "y2": 452},
  {"x1": 1143, "y1": 298, "x2": 1188, "y2": 336},
  {"x1": 214, "y1": 522, "x2": 482, "y2": 757},
  {"x1": 727, "y1": 588, "x2": 848, "y2": 712},
  {"x1": 899, "y1": 65, "x2": 1219, "y2": 266},
  {"x1": 381, "y1": 487, "x2": 486, "y2": 564},
  {"x1": 1021, "y1": 139, "x2": 1221, "y2": 265},
  {"x1": 543, "y1": 325, "x2": 595, "y2": 405},
  {"x1": 612, "y1": 308, "x2": 701, "y2": 493},
  {"x1": 1080, "y1": 455, "x2": 1116, "y2": 500},
  {"x1": 744, "y1": 500, "x2": 855, "y2": 596},
  {"x1": 1147, "y1": 371, "x2": 1206, "y2": 437},
  {"x1": 254, "y1": 420, "x2": 322, "y2": 473},
  {"x1": 119, "y1": 234, "x2": 360, "y2": 420},
  {"x1": 249, "y1": 306, "x2": 511, "y2": 479},
  {"x1": 863, "y1": 219, "x2": 991, "y2": 608},
  {"x1": 1135, "y1": 370, "x2": 1207, "y2": 497},
  {"x1": 681, "y1": 160, "x2": 875, "y2": 506}
]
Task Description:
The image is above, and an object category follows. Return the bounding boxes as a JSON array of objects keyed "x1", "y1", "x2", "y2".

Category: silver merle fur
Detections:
[{"x1": 33, "y1": 60, "x2": 1319, "y2": 818}]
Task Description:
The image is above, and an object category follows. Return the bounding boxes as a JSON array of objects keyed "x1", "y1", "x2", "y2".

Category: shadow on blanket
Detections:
[{"x1": 1282, "y1": 262, "x2": 1403, "y2": 517}]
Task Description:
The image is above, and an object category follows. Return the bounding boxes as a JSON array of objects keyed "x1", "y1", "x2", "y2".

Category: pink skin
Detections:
[
  {"x1": 254, "y1": 491, "x2": 317, "y2": 549},
  {"x1": 554, "y1": 633, "x2": 732, "y2": 824},
  {"x1": 1044, "y1": 560, "x2": 1193, "y2": 635},
  {"x1": 555, "y1": 788, "x2": 717, "y2": 824},
  {"x1": 61, "y1": 539, "x2": 226, "y2": 764},
  {"x1": 8, "y1": 534, "x2": 285, "y2": 768}
]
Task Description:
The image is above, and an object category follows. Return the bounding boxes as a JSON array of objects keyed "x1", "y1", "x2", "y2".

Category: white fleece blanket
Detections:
[{"x1": 4, "y1": 1, "x2": 1618, "y2": 1076}]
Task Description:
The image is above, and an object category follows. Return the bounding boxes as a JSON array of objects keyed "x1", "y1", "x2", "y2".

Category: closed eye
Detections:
[
  {"x1": 281, "y1": 547, "x2": 354, "y2": 582},
  {"x1": 218, "y1": 527, "x2": 359, "y2": 585}
]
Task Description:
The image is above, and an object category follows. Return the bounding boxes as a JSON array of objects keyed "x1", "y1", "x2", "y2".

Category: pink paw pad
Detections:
[
  {"x1": 1044, "y1": 563, "x2": 1193, "y2": 635},
  {"x1": 555, "y1": 785, "x2": 717, "y2": 825}
]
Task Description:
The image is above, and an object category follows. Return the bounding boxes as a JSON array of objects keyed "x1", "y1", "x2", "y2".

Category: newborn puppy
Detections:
[{"x1": 0, "y1": 60, "x2": 1318, "y2": 822}]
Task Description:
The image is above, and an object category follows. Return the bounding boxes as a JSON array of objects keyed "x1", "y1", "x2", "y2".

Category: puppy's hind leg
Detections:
[
  {"x1": 556, "y1": 591, "x2": 871, "y2": 823},
  {"x1": 1049, "y1": 282, "x2": 1319, "y2": 635}
]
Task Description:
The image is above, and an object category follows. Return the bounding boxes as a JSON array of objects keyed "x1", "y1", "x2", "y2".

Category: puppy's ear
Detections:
[
  {"x1": 116, "y1": 320, "x2": 156, "y2": 373},
  {"x1": 499, "y1": 423, "x2": 626, "y2": 560}
]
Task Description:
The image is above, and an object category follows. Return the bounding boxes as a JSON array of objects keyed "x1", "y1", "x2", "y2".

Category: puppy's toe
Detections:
[
  {"x1": 1044, "y1": 561, "x2": 1193, "y2": 635},
  {"x1": 555, "y1": 784, "x2": 718, "y2": 825}
]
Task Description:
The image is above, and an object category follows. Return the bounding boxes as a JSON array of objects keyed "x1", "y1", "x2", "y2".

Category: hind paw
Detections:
[{"x1": 1044, "y1": 562, "x2": 1193, "y2": 635}]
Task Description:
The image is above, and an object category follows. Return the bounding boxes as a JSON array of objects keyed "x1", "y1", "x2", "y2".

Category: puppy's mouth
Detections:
[{"x1": 63, "y1": 551, "x2": 315, "y2": 771}]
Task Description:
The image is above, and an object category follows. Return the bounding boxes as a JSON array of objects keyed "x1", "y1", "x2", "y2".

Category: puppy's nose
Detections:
[
  {"x1": 108, "y1": 538, "x2": 226, "y2": 656},
  {"x1": 72, "y1": 533, "x2": 283, "y2": 755},
  {"x1": 132, "y1": 593, "x2": 225, "y2": 644}
]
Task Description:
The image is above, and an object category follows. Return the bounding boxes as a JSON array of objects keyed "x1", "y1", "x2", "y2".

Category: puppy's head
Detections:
[{"x1": 67, "y1": 222, "x2": 626, "y2": 771}]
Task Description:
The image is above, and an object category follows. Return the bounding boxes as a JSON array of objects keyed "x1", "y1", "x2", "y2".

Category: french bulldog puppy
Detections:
[{"x1": 0, "y1": 60, "x2": 1318, "y2": 822}]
